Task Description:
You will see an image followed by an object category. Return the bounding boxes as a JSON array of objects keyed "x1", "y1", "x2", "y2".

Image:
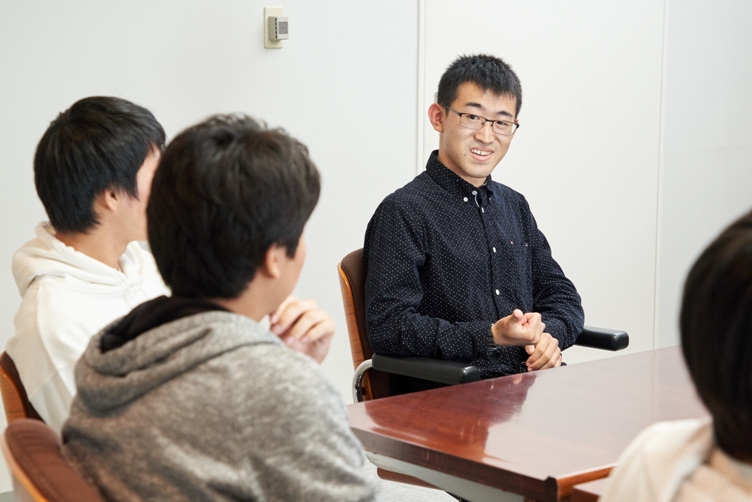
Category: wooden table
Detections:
[
  {"x1": 349, "y1": 346, "x2": 708, "y2": 502},
  {"x1": 571, "y1": 478, "x2": 607, "y2": 502}
]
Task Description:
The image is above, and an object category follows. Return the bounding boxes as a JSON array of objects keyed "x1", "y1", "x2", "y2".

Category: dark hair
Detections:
[
  {"x1": 680, "y1": 209, "x2": 752, "y2": 462},
  {"x1": 147, "y1": 114, "x2": 321, "y2": 299},
  {"x1": 33, "y1": 96, "x2": 165, "y2": 233},
  {"x1": 437, "y1": 54, "x2": 523, "y2": 117}
]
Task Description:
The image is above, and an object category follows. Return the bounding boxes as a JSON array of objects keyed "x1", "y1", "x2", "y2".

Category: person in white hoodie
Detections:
[
  {"x1": 601, "y1": 209, "x2": 752, "y2": 502},
  {"x1": 6, "y1": 96, "x2": 169, "y2": 431}
]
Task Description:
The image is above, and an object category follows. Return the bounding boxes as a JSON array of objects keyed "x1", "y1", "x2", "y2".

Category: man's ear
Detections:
[
  {"x1": 260, "y1": 245, "x2": 286, "y2": 279},
  {"x1": 428, "y1": 103, "x2": 446, "y2": 133},
  {"x1": 93, "y1": 187, "x2": 120, "y2": 213}
]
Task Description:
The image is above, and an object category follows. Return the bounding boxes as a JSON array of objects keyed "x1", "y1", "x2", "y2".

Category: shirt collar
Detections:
[{"x1": 425, "y1": 150, "x2": 494, "y2": 203}]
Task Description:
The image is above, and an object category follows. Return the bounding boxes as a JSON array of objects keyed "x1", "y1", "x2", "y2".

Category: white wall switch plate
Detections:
[{"x1": 264, "y1": 7, "x2": 285, "y2": 49}]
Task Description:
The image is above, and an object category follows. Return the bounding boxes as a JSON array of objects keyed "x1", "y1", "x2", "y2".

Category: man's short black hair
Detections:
[
  {"x1": 147, "y1": 114, "x2": 321, "y2": 299},
  {"x1": 437, "y1": 54, "x2": 523, "y2": 117},
  {"x1": 34, "y1": 96, "x2": 165, "y2": 233},
  {"x1": 681, "y1": 209, "x2": 752, "y2": 462}
]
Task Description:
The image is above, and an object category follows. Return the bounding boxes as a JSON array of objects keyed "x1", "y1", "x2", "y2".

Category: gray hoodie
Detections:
[{"x1": 62, "y1": 306, "x2": 379, "y2": 501}]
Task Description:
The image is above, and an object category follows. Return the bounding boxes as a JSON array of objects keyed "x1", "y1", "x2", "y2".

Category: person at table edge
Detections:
[{"x1": 364, "y1": 54, "x2": 584, "y2": 382}]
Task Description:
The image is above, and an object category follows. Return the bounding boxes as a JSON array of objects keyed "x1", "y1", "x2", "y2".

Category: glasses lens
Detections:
[
  {"x1": 493, "y1": 121, "x2": 517, "y2": 136},
  {"x1": 459, "y1": 114, "x2": 484, "y2": 130}
]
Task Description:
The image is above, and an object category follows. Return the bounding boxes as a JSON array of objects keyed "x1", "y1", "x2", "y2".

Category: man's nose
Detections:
[{"x1": 474, "y1": 121, "x2": 495, "y2": 143}]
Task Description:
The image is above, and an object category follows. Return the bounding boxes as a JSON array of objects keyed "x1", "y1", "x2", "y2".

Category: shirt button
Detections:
[
  {"x1": 463, "y1": 197, "x2": 468, "y2": 202},
  {"x1": 495, "y1": 289, "x2": 500, "y2": 295},
  {"x1": 492, "y1": 247, "x2": 496, "y2": 253}
]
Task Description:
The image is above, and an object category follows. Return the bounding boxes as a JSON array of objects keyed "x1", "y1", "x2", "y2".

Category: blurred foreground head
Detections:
[{"x1": 681, "y1": 209, "x2": 752, "y2": 462}]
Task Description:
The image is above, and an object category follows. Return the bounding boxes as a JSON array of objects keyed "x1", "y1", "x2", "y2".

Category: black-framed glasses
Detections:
[{"x1": 442, "y1": 105, "x2": 519, "y2": 136}]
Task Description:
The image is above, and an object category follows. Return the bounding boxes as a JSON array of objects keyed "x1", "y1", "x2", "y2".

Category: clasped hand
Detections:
[
  {"x1": 269, "y1": 297, "x2": 335, "y2": 364},
  {"x1": 491, "y1": 309, "x2": 562, "y2": 372}
]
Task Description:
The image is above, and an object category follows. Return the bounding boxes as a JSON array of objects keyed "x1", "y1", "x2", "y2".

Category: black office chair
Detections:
[{"x1": 337, "y1": 248, "x2": 629, "y2": 403}]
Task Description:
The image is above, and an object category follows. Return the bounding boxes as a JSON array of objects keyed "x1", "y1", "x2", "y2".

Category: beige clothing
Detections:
[{"x1": 602, "y1": 418, "x2": 752, "y2": 502}]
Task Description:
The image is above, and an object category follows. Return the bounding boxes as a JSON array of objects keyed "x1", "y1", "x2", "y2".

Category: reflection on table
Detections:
[{"x1": 349, "y1": 346, "x2": 708, "y2": 502}]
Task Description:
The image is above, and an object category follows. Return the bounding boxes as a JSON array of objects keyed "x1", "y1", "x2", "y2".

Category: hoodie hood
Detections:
[
  {"x1": 74, "y1": 308, "x2": 281, "y2": 412},
  {"x1": 13, "y1": 222, "x2": 153, "y2": 296},
  {"x1": 99, "y1": 295, "x2": 229, "y2": 353}
]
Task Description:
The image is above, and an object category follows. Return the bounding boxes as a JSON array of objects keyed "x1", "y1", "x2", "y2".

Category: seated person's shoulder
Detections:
[
  {"x1": 380, "y1": 168, "x2": 468, "y2": 207},
  {"x1": 370, "y1": 178, "x2": 443, "y2": 229},
  {"x1": 628, "y1": 418, "x2": 712, "y2": 459},
  {"x1": 226, "y1": 341, "x2": 341, "y2": 411},
  {"x1": 10, "y1": 279, "x2": 119, "y2": 375},
  {"x1": 602, "y1": 419, "x2": 713, "y2": 501},
  {"x1": 15, "y1": 276, "x2": 94, "y2": 336},
  {"x1": 380, "y1": 181, "x2": 429, "y2": 209},
  {"x1": 10, "y1": 245, "x2": 159, "y2": 365},
  {"x1": 491, "y1": 180, "x2": 529, "y2": 205}
]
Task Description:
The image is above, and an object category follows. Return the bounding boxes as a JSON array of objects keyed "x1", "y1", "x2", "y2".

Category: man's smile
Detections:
[{"x1": 470, "y1": 147, "x2": 494, "y2": 160}]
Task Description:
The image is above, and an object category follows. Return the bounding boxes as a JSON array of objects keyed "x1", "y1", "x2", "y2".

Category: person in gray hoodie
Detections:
[{"x1": 62, "y1": 115, "x2": 380, "y2": 501}]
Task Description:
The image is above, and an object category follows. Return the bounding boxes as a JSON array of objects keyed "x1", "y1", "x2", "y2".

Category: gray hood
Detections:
[{"x1": 75, "y1": 311, "x2": 280, "y2": 412}]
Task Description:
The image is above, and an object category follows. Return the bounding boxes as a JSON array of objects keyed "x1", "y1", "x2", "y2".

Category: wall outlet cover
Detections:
[{"x1": 264, "y1": 7, "x2": 284, "y2": 49}]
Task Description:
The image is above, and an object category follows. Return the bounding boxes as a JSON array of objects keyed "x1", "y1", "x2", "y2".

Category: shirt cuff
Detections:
[{"x1": 487, "y1": 324, "x2": 498, "y2": 355}]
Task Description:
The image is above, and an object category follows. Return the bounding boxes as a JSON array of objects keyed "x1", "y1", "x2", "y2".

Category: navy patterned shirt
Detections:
[{"x1": 363, "y1": 151, "x2": 584, "y2": 378}]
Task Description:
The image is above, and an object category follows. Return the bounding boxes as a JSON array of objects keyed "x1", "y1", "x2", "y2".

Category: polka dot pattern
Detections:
[{"x1": 363, "y1": 151, "x2": 584, "y2": 380}]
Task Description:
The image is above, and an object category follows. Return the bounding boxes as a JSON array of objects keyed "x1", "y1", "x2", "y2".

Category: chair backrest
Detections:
[
  {"x1": 1, "y1": 419, "x2": 103, "y2": 502},
  {"x1": 0, "y1": 352, "x2": 43, "y2": 423},
  {"x1": 337, "y1": 248, "x2": 395, "y2": 400}
]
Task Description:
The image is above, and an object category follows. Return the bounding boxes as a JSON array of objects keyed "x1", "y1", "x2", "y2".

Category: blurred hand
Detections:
[{"x1": 270, "y1": 297, "x2": 335, "y2": 364}]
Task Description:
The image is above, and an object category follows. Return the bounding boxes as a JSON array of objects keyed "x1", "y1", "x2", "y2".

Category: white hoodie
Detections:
[
  {"x1": 5, "y1": 222, "x2": 168, "y2": 432},
  {"x1": 601, "y1": 418, "x2": 752, "y2": 502}
]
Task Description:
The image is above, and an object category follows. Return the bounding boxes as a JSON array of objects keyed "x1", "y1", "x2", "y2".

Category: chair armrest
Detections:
[
  {"x1": 372, "y1": 354, "x2": 481, "y2": 385},
  {"x1": 574, "y1": 326, "x2": 629, "y2": 351}
]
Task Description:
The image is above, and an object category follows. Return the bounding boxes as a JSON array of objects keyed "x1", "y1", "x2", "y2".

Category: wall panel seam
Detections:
[
  {"x1": 416, "y1": 0, "x2": 426, "y2": 175},
  {"x1": 653, "y1": 0, "x2": 671, "y2": 349}
]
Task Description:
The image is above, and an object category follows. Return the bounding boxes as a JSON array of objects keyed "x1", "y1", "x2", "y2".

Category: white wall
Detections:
[
  {"x1": 0, "y1": 0, "x2": 750, "y2": 495},
  {"x1": 655, "y1": 0, "x2": 752, "y2": 347},
  {"x1": 0, "y1": 0, "x2": 417, "y2": 492}
]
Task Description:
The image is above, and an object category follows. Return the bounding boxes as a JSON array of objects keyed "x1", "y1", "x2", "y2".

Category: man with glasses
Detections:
[{"x1": 363, "y1": 54, "x2": 584, "y2": 387}]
